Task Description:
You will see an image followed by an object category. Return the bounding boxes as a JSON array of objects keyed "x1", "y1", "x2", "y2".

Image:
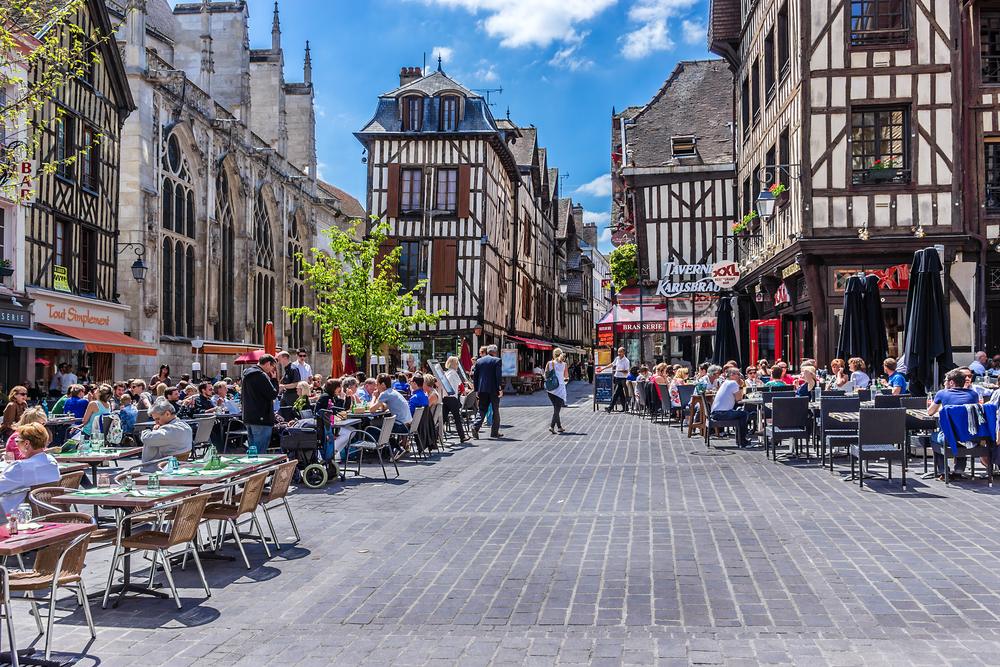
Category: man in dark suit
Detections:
[{"x1": 472, "y1": 344, "x2": 503, "y2": 439}]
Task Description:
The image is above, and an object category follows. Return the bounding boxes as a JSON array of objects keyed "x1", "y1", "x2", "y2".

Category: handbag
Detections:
[{"x1": 544, "y1": 363, "x2": 559, "y2": 391}]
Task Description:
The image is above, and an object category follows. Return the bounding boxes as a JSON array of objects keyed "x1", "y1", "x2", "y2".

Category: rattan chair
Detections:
[
  {"x1": 103, "y1": 494, "x2": 212, "y2": 609},
  {"x1": 850, "y1": 407, "x2": 907, "y2": 489},
  {"x1": 817, "y1": 396, "x2": 860, "y2": 469},
  {"x1": 57, "y1": 471, "x2": 84, "y2": 489},
  {"x1": 259, "y1": 460, "x2": 301, "y2": 548},
  {"x1": 203, "y1": 471, "x2": 271, "y2": 569},
  {"x1": 766, "y1": 396, "x2": 811, "y2": 461},
  {"x1": 8, "y1": 512, "x2": 95, "y2": 660}
]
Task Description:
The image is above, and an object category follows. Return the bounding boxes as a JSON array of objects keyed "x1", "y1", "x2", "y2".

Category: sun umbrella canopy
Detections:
[
  {"x1": 836, "y1": 276, "x2": 868, "y2": 362},
  {"x1": 234, "y1": 349, "x2": 266, "y2": 364},
  {"x1": 330, "y1": 328, "x2": 344, "y2": 378},
  {"x1": 460, "y1": 339, "x2": 474, "y2": 372},
  {"x1": 711, "y1": 297, "x2": 740, "y2": 366},
  {"x1": 902, "y1": 247, "x2": 953, "y2": 392},
  {"x1": 862, "y1": 274, "x2": 889, "y2": 372},
  {"x1": 263, "y1": 321, "x2": 277, "y2": 356}
]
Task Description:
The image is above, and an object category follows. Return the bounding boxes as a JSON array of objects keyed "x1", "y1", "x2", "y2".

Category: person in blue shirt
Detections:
[
  {"x1": 883, "y1": 357, "x2": 907, "y2": 395},
  {"x1": 969, "y1": 351, "x2": 988, "y2": 377},
  {"x1": 408, "y1": 375, "x2": 429, "y2": 415},
  {"x1": 392, "y1": 372, "x2": 411, "y2": 396},
  {"x1": 926, "y1": 369, "x2": 981, "y2": 480},
  {"x1": 63, "y1": 385, "x2": 90, "y2": 421},
  {"x1": 356, "y1": 378, "x2": 377, "y2": 404}
]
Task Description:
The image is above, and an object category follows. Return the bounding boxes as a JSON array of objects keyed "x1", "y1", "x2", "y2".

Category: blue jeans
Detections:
[
  {"x1": 710, "y1": 409, "x2": 750, "y2": 446},
  {"x1": 932, "y1": 431, "x2": 967, "y2": 475},
  {"x1": 246, "y1": 424, "x2": 273, "y2": 454}
]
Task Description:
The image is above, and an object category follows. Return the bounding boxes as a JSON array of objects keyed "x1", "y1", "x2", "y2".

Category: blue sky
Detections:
[{"x1": 244, "y1": 0, "x2": 713, "y2": 253}]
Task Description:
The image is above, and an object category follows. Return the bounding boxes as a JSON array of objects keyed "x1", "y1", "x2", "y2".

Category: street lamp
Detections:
[
  {"x1": 755, "y1": 189, "x2": 776, "y2": 222},
  {"x1": 117, "y1": 243, "x2": 149, "y2": 283}
]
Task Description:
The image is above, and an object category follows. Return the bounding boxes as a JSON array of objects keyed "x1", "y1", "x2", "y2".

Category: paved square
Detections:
[{"x1": 13, "y1": 383, "x2": 1000, "y2": 665}]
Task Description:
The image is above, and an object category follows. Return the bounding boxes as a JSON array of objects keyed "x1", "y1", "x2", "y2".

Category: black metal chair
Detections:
[
  {"x1": 850, "y1": 408, "x2": 907, "y2": 489},
  {"x1": 857, "y1": 389, "x2": 872, "y2": 402},
  {"x1": 673, "y1": 384, "x2": 696, "y2": 427},
  {"x1": 766, "y1": 396, "x2": 811, "y2": 461},
  {"x1": 759, "y1": 389, "x2": 794, "y2": 447},
  {"x1": 820, "y1": 389, "x2": 846, "y2": 397},
  {"x1": 703, "y1": 393, "x2": 746, "y2": 449},
  {"x1": 817, "y1": 396, "x2": 860, "y2": 470},
  {"x1": 873, "y1": 394, "x2": 901, "y2": 408}
]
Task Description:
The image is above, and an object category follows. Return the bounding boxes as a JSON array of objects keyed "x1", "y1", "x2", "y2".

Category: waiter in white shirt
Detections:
[{"x1": 600, "y1": 347, "x2": 631, "y2": 413}]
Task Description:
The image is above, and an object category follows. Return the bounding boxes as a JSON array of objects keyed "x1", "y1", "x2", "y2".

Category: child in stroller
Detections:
[{"x1": 277, "y1": 411, "x2": 337, "y2": 488}]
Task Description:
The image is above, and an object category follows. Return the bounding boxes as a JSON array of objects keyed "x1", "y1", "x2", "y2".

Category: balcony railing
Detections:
[
  {"x1": 851, "y1": 167, "x2": 911, "y2": 186},
  {"x1": 849, "y1": 26, "x2": 909, "y2": 47}
]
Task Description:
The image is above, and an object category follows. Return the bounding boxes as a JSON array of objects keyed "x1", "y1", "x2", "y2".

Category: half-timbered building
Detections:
[
  {"x1": 710, "y1": 0, "x2": 983, "y2": 366},
  {"x1": 23, "y1": 0, "x2": 139, "y2": 383},
  {"x1": 611, "y1": 59, "x2": 737, "y2": 366},
  {"x1": 356, "y1": 64, "x2": 586, "y2": 369}
]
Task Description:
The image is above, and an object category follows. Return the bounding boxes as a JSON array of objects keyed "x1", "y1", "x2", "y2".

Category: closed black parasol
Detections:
[
  {"x1": 862, "y1": 274, "x2": 889, "y2": 372},
  {"x1": 836, "y1": 275, "x2": 868, "y2": 362},
  {"x1": 711, "y1": 296, "x2": 741, "y2": 366},
  {"x1": 902, "y1": 247, "x2": 954, "y2": 391}
]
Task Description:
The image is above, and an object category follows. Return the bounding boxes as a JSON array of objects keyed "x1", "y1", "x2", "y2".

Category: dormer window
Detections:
[
  {"x1": 441, "y1": 95, "x2": 458, "y2": 131},
  {"x1": 402, "y1": 96, "x2": 423, "y2": 131},
  {"x1": 671, "y1": 135, "x2": 697, "y2": 158}
]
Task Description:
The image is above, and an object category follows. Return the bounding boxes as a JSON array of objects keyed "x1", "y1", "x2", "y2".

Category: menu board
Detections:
[{"x1": 429, "y1": 360, "x2": 457, "y2": 396}]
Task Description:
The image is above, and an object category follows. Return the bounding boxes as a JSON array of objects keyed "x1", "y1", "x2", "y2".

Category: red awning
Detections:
[
  {"x1": 596, "y1": 305, "x2": 668, "y2": 334},
  {"x1": 198, "y1": 341, "x2": 262, "y2": 356},
  {"x1": 42, "y1": 323, "x2": 158, "y2": 356},
  {"x1": 234, "y1": 349, "x2": 267, "y2": 364},
  {"x1": 507, "y1": 335, "x2": 555, "y2": 351}
]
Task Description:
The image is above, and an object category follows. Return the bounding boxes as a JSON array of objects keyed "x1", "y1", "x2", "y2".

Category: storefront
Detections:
[
  {"x1": 27, "y1": 288, "x2": 156, "y2": 383},
  {"x1": 0, "y1": 298, "x2": 85, "y2": 395}
]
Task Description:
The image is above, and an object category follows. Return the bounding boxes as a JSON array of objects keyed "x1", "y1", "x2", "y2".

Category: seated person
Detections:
[
  {"x1": 62, "y1": 385, "x2": 89, "y2": 421},
  {"x1": 392, "y1": 372, "x2": 411, "y2": 396},
  {"x1": 370, "y1": 374, "x2": 413, "y2": 461},
  {"x1": 408, "y1": 374, "x2": 430, "y2": 415},
  {"x1": 709, "y1": 368, "x2": 752, "y2": 448},
  {"x1": 211, "y1": 381, "x2": 240, "y2": 414},
  {"x1": 884, "y1": 357, "x2": 907, "y2": 395},
  {"x1": 848, "y1": 357, "x2": 871, "y2": 390},
  {"x1": 926, "y1": 368, "x2": 981, "y2": 480},
  {"x1": 763, "y1": 367, "x2": 788, "y2": 388},
  {"x1": 744, "y1": 366, "x2": 762, "y2": 390},
  {"x1": 796, "y1": 366, "x2": 819, "y2": 397},
  {"x1": 0, "y1": 423, "x2": 59, "y2": 514},
  {"x1": 139, "y1": 400, "x2": 193, "y2": 471},
  {"x1": 356, "y1": 378, "x2": 377, "y2": 403},
  {"x1": 4, "y1": 407, "x2": 47, "y2": 462},
  {"x1": 117, "y1": 393, "x2": 138, "y2": 435},
  {"x1": 192, "y1": 381, "x2": 216, "y2": 414}
]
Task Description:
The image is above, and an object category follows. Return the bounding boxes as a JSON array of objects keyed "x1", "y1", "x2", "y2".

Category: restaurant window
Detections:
[
  {"x1": 751, "y1": 60, "x2": 761, "y2": 125},
  {"x1": 80, "y1": 126, "x2": 99, "y2": 192},
  {"x1": 435, "y1": 168, "x2": 457, "y2": 212},
  {"x1": 398, "y1": 240, "x2": 422, "y2": 292},
  {"x1": 777, "y1": 4, "x2": 790, "y2": 79},
  {"x1": 764, "y1": 29, "x2": 776, "y2": 102},
  {"x1": 441, "y1": 95, "x2": 458, "y2": 131},
  {"x1": 850, "y1": 106, "x2": 909, "y2": 185},
  {"x1": 982, "y1": 11, "x2": 1000, "y2": 84},
  {"x1": 54, "y1": 219, "x2": 68, "y2": 275},
  {"x1": 216, "y1": 171, "x2": 236, "y2": 341},
  {"x1": 55, "y1": 115, "x2": 74, "y2": 180},
  {"x1": 671, "y1": 135, "x2": 697, "y2": 158},
  {"x1": 850, "y1": 0, "x2": 909, "y2": 47},
  {"x1": 78, "y1": 227, "x2": 95, "y2": 295},
  {"x1": 986, "y1": 140, "x2": 1000, "y2": 211},
  {"x1": 779, "y1": 127, "x2": 790, "y2": 175},
  {"x1": 740, "y1": 77, "x2": 750, "y2": 139},
  {"x1": 765, "y1": 145, "x2": 777, "y2": 185},
  {"x1": 402, "y1": 96, "x2": 422, "y2": 131},
  {"x1": 401, "y1": 168, "x2": 422, "y2": 213},
  {"x1": 742, "y1": 176, "x2": 752, "y2": 216}
]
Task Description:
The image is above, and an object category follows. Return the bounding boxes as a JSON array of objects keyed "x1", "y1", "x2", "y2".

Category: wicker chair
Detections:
[
  {"x1": 202, "y1": 471, "x2": 271, "y2": 569},
  {"x1": 57, "y1": 471, "x2": 84, "y2": 489},
  {"x1": 259, "y1": 460, "x2": 301, "y2": 548},
  {"x1": 103, "y1": 494, "x2": 212, "y2": 609},
  {"x1": 8, "y1": 512, "x2": 95, "y2": 660}
]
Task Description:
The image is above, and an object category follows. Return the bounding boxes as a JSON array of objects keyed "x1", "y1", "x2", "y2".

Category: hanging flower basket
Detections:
[
  {"x1": 0, "y1": 262, "x2": 12, "y2": 278},
  {"x1": 866, "y1": 167, "x2": 899, "y2": 183}
]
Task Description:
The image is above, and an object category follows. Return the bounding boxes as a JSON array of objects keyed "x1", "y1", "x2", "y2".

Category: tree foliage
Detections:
[
  {"x1": 286, "y1": 218, "x2": 446, "y2": 360},
  {"x1": 608, "y1": 243, "x2": 638, "y2": 292},
  {"x1": 0, "y1": 0, "x2": 117, "y2": 198}
]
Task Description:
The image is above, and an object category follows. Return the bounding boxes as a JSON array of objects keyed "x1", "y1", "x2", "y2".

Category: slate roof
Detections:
[
  {"x1": 509, "y1": 127, "x2": 537, "y2": 167},
  {"x1": 384, "y1": 69, "x2": 476, "y2": 98},
  {"x1": 626, "y1": 60, "x2": 733, "y2": 169},
  {"x1": 557, "y1": 198, "x2": 573, "y2": 240}
]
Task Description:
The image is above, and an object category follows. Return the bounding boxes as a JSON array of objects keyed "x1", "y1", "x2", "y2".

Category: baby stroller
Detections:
[{"x1": 278, "y1": 416, "x2": 337, "y2": 489}]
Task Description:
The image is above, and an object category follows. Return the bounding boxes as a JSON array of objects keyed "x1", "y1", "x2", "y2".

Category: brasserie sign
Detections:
[{"x1": 655, "y1": 261, "x2": 740, "y2": 297}]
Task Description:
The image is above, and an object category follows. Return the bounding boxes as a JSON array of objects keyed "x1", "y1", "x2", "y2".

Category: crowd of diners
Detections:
[{"x1": 603, "y1": 345, "x2": 1000, "y2": 482}]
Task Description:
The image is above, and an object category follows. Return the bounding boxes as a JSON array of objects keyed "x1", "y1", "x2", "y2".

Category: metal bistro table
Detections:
[
  {"x1": 51, "y1": 486, "x2": 195, "y2": 607},
  {"x1": 53, "y1": 447, "x2": 143, "y2": 484},
  {"x1": 0, "y1": 522, "x2": 96, "y2": 667},
  {"x1": 131, "y1": 453, "x2": 287, "y2": 487}
]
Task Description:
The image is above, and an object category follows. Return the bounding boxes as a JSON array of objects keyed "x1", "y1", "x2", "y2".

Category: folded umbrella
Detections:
[
  {"x1": 711, "y1": 296, "x2": 740, "y2": 366},
  {"x1": 835, "y1": 276, "x2": 867, "y2": 362},
  {"x1": 862, "y1": 274, "x2": 888, "y2": 372}
]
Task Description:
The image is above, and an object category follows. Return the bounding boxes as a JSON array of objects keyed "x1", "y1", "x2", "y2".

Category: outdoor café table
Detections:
[
  {"x1": 51, "y1": 485, "x2": 195, "y2": 607},
  {"x1": 53, "y1": 447, "x2": 143, "y2": 483},
  {"x1": 0, "y1": 521, "x2": 96, "y2": 667},
  {"x1": 131, "y1": 453, "x2": 287, "y2": 487}
]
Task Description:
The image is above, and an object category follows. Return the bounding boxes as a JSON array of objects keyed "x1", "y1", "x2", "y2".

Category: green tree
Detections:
[
  {"x1": 287, "y1": 218, "x2": 446, "y2": 362},
  {"x1": 608, "y1": 243, "x2": 638, "y2": 292},
  {"x1": 0, "y1": 1, "x2": 117, "y2": 198}
]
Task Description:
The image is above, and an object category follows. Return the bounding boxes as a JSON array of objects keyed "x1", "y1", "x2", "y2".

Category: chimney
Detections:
[
  {"x1": 572, "y1": 204, "x2": 585, "y2": 221},
  {"x1": 399, "y1": 66, "x2": 421, "y2": 87}
]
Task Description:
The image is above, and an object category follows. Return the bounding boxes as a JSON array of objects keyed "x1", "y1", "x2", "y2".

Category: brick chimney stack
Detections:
[{"x1": 399, "y1": 66, "x2": 422, "y2": 87}]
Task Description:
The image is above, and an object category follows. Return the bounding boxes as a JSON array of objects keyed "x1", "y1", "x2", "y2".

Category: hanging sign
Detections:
[
  {"x1": 773, "y1": 282, "x2": 791, "y2": 307},
  {"x1": 781, "y1": 264, "x2": 801, "y2": 280},
  {"x1": 18, "y1": 160, "x2": 35, "y2": 203},
  {"x1": 52, "y1": 265, "x2": 71, "y2": 293},
  {"x1": 710, "y1": 261, "x2": 740, "y2": 289},
  {"x1": 656, "y1": 261, "x2": 740, "y2": 297}
]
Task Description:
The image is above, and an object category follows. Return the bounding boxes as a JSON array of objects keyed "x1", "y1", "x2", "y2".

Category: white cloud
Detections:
[
  {"x1": 426, "y1": 0, "x2": 616, "y2": 47},
  {"x1": 317, "y1": 161, "x2": 328, "y2": 180},
  {"x1": 583, "y1": 209, "x2": 611, "y2": 226},
  {"x1": 598, "y1": 227, "x2": 612, "y2": 244},
  {"x1": 431, "y1": 46, "x2": 454, "y2": 65},
  {"x1": 575, "y1": 173, "x2": 612, "y2": 197},
  {"x1": 681, "y1": 19, "x2": 706, "y2": 45},
  {"x1": 548, "y1": 32, "x2": 592, "y2": 70},
  {"x1": 475, "y1": 62, "x2": 500, "y2": 82},
  {"x1": 620, "y1": 0, "x2": 700, "y2": 59}
]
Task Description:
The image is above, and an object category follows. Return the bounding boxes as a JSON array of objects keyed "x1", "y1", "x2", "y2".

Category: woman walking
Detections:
[{"x1": 545, "y1": 348, "x2": 569, "y2": 434}]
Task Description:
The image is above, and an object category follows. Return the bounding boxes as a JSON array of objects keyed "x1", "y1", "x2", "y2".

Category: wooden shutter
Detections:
[
  {"x1": 401, "y1": 98, "x2": 410, "y2": 131},
  {"x1": 431, "y1": 239, "x2": 458, "y2": 295},
  {"x1": 457, "y1": 165, "x2": 471, "y2": 218},
  {"x1": 386, "y1": 163, "x2": 400, "y2": 218},
  {"x1": 375, "y1": 237, "x2": 398, "y2": 270}
]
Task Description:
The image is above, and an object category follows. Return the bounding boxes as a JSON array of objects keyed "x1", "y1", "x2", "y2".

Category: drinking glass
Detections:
[
  {"x1": 247, "y1": 445, "x2": 258, "y2": 460},
  {"x1": 3, "y1": 452, "x2": 14, "y2": 464},
  {"x1": 147, "y1": 473, "x2": 160, "y2": 492},
  {"x1": 97, "y1": 472, "x2": 112, "y2": 488},
  {"x1": 121, "y1": 476, "x2": 134, "y2": 492},
  {"x1": 16, "y1": 503, "x2": 31, "y2": 527}
]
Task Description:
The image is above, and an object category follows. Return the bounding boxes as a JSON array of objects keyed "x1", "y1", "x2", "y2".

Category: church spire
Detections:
[
  {"x1": 303, "y1": 41, "x2": 312, "y2": 84},
  {"x1": 271, "y1": 1, "x2": 281, "y2": 51}
]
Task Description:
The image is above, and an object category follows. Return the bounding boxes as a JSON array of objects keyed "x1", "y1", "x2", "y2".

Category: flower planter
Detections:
[
  {"x1": 774, "y1": 191, "x2": 789, "y2": 208},
  {"x1": 0, "y1": 267, "x2": 13, "y2": 279},
  {"x1": 866, "y1": 167, "x2": 899, "y2": 183}
]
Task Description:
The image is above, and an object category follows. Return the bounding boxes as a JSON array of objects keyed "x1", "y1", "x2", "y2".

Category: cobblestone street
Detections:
[{"x1": 16, "y1": 382, "x2": 1000, "y2": 666}]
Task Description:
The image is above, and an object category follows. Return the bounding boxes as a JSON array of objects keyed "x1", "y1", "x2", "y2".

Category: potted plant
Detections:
[
  {"x1": 769, "y1": 182, "x2": 789, "y2": 208},
  {"x1": 866, "y1": 158, "x2": 899, "y2": 183},
  {"x1": 608, "y1": 243, "x2": 638, "y2": 292},
  {"x1": 733, "y1": 210, "x2": 757, "y2": 237},
  {"x1": 0, "y1": 259, "x2": 12, "y2": 279}
]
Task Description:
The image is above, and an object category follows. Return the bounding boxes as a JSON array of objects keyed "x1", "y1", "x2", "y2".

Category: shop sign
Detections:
[
  {"x1": 710, "y1": 261, "x2": 741, "y2": 289},
  {"x1": 18, "y1": 160, "x2": 35, "y2": 203},
  {"x1": 832, "y1": 264, "x2": 909, "y2": 292},
  {"x1": 52, "y1": 265, "x2": 71, "y2": 293},
  {"x1": 597, "y1": 328, "x2": 614, "y2": 347},
  {"x1": 0, "y1": 305, "x2": 29, "y2": 328},
  {"x1": 773, "y1": 283, "x2": 791, "y2": 307},
  {"x1": 31, "y1": 290, "x2": 128, "y2": 332},
  {"x1": 781, "y1": 264, "x2": 801, "y2": 280},
  {"x1": 656, "y1": 262, "x2": 720, "y2": 297},
  {"x1": 403, "y1": 340, "x2": 424, "y2": 351}
]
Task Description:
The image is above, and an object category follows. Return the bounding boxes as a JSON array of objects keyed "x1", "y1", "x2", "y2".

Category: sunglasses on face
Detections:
[{"x1": 15, "y1": 392, "x2": 26, "y2": 396}]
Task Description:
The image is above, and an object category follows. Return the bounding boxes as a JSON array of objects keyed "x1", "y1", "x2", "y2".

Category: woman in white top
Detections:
[
  {"x1": 545, "y1": 348, "x2": 569, "y2": 434},
  {"x1": 848, "y1": 357, "x2": 871, "y2": 389},
  {"x1": 441, "y1": 357, "x2": 470, "y2": 442}
]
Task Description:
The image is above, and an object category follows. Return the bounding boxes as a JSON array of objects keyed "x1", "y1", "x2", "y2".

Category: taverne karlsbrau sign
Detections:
[{"x1": 655, "y1": 261, "x2": 731, "y2": 298}]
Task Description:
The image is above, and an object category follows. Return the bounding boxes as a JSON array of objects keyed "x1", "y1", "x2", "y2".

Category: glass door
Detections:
[{"x1": 749, "y1": 319, "x2": 781, "y2": 367}]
